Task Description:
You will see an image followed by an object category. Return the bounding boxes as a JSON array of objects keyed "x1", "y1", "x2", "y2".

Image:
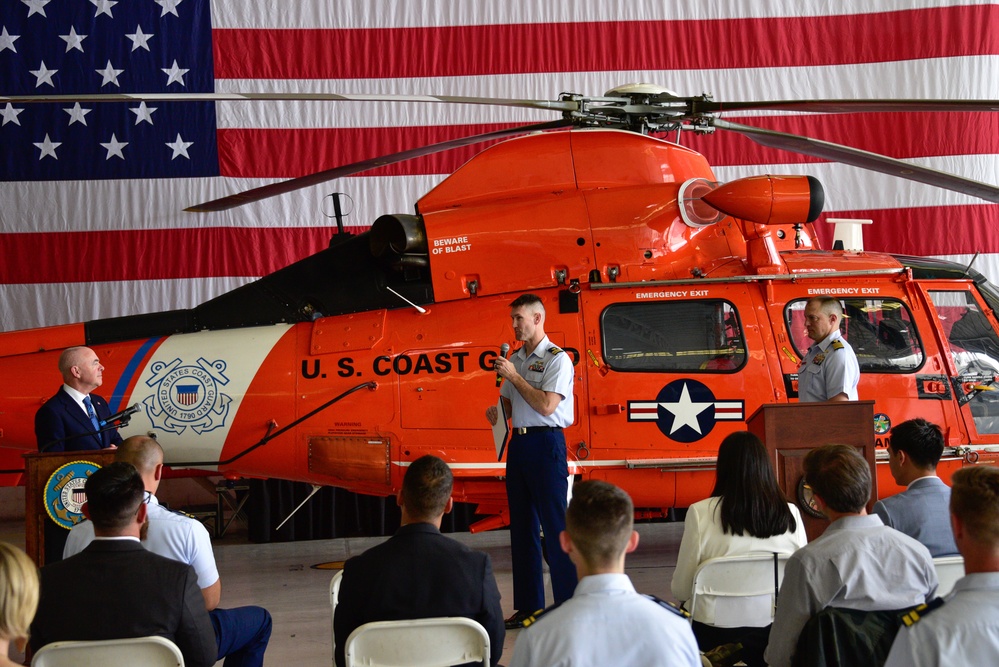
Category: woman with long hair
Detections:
[
  {"x1": 671, "y1": 431, "x2": 806, "y2": 667},
  {"x1": 0, "y1": 542, "x2": 38, "y2": 667}
]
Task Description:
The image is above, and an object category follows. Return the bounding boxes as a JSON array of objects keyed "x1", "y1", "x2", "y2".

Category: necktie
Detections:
[{"x1": 83, "y1": 396, "x2": 100, "y2": 433}]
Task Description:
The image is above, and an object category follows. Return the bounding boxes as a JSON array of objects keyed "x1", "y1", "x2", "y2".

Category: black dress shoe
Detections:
[{"x1": 504, "y1": 610, "x2": 533, "y2": 629}]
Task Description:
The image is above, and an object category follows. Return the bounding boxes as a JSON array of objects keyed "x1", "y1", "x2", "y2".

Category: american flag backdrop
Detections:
[{"x1": 1, "y1": 0, "x2": 997, "y2": 332}]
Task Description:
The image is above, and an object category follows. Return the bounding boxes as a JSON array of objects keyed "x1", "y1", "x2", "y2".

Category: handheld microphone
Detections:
[
  {"x1": 100, "y1": 403, "x2": 141, "y2": 427},
  {"x1": 496, "y1": 343, "x2": 511, "y2": 387}
]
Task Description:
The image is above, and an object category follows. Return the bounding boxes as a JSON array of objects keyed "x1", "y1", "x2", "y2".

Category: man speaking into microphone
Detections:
[{"x1": 485, "y1": 293, "x2": 577, "y2": 629}]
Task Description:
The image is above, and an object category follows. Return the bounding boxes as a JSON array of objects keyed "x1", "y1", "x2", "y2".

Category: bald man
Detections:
[{"x1": 35, "y1": 346, "x2": 123, "y2": 451}]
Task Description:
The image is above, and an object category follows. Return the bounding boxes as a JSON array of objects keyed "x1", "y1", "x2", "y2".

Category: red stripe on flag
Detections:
[
  {"x1": 213, "y1": 6, "x2": 999, "y2": 79},
  {"x1": 819, "y1": 205, "x2": 999, "y2": 257},
  {"x1": 217, "y1": 113, "x2": 998, "y2": 179},
  {"x1": 0, "y1": 227, "x2": 357, "y2": 284}
]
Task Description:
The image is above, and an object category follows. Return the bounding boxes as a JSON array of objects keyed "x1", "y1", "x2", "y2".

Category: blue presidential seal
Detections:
[
  {"x1": 44, "y1": 461, "x2": 101, "y2": 530},
  {"x1": 143, "y1": 357, "x2": 233, "y2": 435}
]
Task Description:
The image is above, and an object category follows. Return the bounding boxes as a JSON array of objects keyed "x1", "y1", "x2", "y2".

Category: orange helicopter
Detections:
[{"x1": 3, "y1": 85, "x2": 999, "y2": 528}]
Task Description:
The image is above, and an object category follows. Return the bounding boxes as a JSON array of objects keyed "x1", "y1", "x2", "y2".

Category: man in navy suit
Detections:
[
  {"x1": 874, "y1": 418, "x2": 959, "y2": 556},
  {"x1": 333, "y1": 455, "x2": 504, "y2": 667},
  {"x1": 35, "y1": 346, "x2": 123, "y2": 452}
]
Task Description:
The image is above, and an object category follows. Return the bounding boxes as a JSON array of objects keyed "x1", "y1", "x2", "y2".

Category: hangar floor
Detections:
[{"x1": 5, "y1": 519, "x2": 687, "y2": 666}]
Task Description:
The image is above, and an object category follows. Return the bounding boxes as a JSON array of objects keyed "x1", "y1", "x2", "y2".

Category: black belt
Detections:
[{"x1": 513, "y1": 426, "x2": 563, "y2": 435}]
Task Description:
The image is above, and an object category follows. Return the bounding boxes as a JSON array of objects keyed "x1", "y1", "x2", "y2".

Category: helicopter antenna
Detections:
[
  {"x1": 965, "y1": 251, "x2": 981, "y2": 273},
  {"x1": 322, "y1": 192, "x2": 354, "y2": 245},
  {"x1": 386, "y1": 286, "x2": 427, "y2": 314}
]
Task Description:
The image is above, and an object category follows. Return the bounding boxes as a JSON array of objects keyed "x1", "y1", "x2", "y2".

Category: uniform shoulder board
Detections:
[
  {"x1": 831, "y1": 340, "x2": 845, "y2": 350},
  {"x1": 642, "y1": 594, "x2": 690, "y2": 619},
  {"x1": 521, "y1": 603, "x2": 562, "y2": 628},
  {"x1": 548, "y1": 345, "x2": 564, "y2": 355},
  {"x1": 900, "y1": 596, "x2": 945, "y2": 627}
]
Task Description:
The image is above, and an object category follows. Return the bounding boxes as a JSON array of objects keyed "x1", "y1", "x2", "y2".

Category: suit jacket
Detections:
[
  {"x1": 873, "y1": 476, "x2": 959, "y2": 557},
  {"x1": 35, "y1": 387, "x2": 123, "y2": 451},
  {"x1": 333, "y1": 522, "x2": 504, "y2": 667},
  {"x1": 30, "y1": 539, "x2": 217, "y2": 667}
]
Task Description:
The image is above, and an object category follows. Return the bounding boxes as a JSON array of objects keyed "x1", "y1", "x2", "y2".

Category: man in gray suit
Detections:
[{"x1": 874, "y1": 418, "x2": 959, "y2": 556}]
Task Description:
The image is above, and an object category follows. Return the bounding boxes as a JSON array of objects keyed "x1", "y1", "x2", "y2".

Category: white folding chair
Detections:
[
  {"x1": 31, "y1": 635, "x2": 184, "y2": 667},
  {"x1": 688, "y1": 553, "x2": 790, "y2": 628},
  {"x1": 344, "y1": 616, "x2": 490, "y2": 667},
  {"x1": 330, "y1": 569, "x2": 344, "y2": 661},
  {"x1": 932, "y1": 555, "x2": 965, "y2": 597}
]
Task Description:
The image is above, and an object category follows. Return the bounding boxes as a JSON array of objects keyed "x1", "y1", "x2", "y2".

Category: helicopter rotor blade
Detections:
[
  {"x1": 713, "y1": 119, "x2": 999, "y2": 204},
  {"x1": 692, "y1": 98, "x2": 999, "y2": 114},
  {"x1": 186, "y1": 119, "x2": 572, "y2": 213}
]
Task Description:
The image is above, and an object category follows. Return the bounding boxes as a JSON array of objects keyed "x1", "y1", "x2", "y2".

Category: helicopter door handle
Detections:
[{"x1": 594, "y1": 404, "x2": 623, "y2": 415}]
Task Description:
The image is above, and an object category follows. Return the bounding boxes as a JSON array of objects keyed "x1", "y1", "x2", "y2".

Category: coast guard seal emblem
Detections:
[
  {"x1": 144, "y1": 357, "x2": 233, "y2": 435},
  {"x1": 44, "y1": 461, "x2": 100, "y2": 530}
]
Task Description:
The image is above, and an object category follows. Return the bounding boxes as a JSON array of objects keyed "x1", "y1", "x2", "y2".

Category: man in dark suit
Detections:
[
  {"x1": 874, "y1": 418, "x2": 959, "y2": 556},
  {"x1": 35, "y1": 346, "x2": 123, "y2": 451},
  {"x1": 30, "y1": 462, "x2": 217, "y2": 667},
  {"x1": 334, "y1": 455, "x2": 504, "y2": 667}
]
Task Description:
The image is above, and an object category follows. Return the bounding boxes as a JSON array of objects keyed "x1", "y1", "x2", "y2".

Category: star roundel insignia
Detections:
[{"x1": 627, "y1": 378, "x2": 744, "y2": 443}]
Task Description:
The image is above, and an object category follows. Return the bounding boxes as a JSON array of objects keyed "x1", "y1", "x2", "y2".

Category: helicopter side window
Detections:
[
  {"x1": 784, "y1": 298, "x2": 924, "y2": 373},
  {"x1": 928, "y1": 290, "x2": 999, "y2": 434},
  {"x1": 601, "y1": 300, "x2": 746, "y2": 372}
]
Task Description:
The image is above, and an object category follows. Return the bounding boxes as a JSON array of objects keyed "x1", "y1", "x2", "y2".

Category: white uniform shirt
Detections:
[
  {"x1": 500, "y1": 334, "x2": 574, "y2": 428},
  {"x1": 797, "y1": 329, "x2": 860, "y2": 402},
  {"x1": 64, "y1": 493, "x2": 219, "y2": 590},
  {"x1": 884, "y1": 572, "x2": 999, "y2": 667},
  {"x1": 509, "y1": 573, "x2": 701, "y2": 667},
  {"x1": 671, "y1": 496, "x2": 807, "y2": 624}
]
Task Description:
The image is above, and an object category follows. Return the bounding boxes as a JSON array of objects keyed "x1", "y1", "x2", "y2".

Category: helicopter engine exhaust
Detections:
[
  {"x1": 701, "y1": 175, "x2": 825, "y2": 225},
  {"x1": 370, "y1": 213, "x2": 429, "y2": 262}
]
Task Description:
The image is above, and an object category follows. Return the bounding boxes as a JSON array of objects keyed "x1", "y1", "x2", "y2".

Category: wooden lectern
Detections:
[
  {"x1": 24, "y1": 450, "x2": 116, "y2": 567},
  {"x1": 747, "y1": 401, "x2": 877, "y2": 541}
]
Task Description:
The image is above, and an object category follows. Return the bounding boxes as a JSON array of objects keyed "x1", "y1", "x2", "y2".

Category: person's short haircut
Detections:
[
  {"x1": 565, "y1": 480, "x2": 634, "y2": 569},
  {"x1": 509, "y1": 293, "x2": 544, "y2": 315},
  {"x1": 807, "y1": 296, "x2": 843, "y2": 318},
  {"x1": 399, "y1": 455, "x2": 453, "y2": 521},
  {"x1": 115, "y1": 435, "x2": 164, "y2": 477},
  {"x1": 57, "y1": 346, "x2": 86, "y2": 377},
  {"x1": 0, "y1": 543, "x2": 38, "y2": 643},
  {"x1": 951, "y1": 465, "x2": 999, "y2": 547},
  {"x1": 84, "y1": 462, "x2": 145, "y2": 532},
  {"x1": 804, "y1": 444, "x2": 871, "y2": 514},
  {"x1": 889, "y1": 418, "x2": 944, "y2": 469}
]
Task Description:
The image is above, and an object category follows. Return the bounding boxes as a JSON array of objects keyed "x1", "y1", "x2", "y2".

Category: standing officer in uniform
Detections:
[
  {"x1": 797, "y1": 296, "x2": 860, "y2": 402},
  {"x1": 486, "y1": 293, "x2": 577, "y2": 629}
]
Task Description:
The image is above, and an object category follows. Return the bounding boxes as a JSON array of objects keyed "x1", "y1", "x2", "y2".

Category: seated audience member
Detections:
[
  {"x1": 30, "y1": 462, "x2": 217, "y2": 667},
  {"x1": 884, "y1": 465, "x2": 999, "y2": 666},
  {"x1": 334, "y1": 455, "x2": 504, "y2": 667},
  {"x1": 671, "y1": 431, "x2": 806, "y2": 666},
  {"x1": 0, "y1": 543, "x2": 38, "y2": 667},
  {"x1": 64, "y1": 435, "x2": 271, "y2": 667},
  {"x1": 873, "y1": 418, "x2": 959, "y2": 556},
  {"x1": 764, "y1": 444, "x2": 937, "y2": 667},
  {"x1": 510, "y1": 481, "x2": 701, "y2": 667}
]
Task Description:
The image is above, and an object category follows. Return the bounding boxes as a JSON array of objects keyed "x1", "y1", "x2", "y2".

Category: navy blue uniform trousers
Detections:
[
  {"x1": 210, "y1": 606, "x2": 272, "y2": 667},
  {"x1": 505, "y1": 429, "x2": 577, "y2": 611}
]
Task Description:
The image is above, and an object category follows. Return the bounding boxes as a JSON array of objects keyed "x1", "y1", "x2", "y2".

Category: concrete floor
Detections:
[{"x1": 3, "y1": 519, "x2": 687, "y2": 666}]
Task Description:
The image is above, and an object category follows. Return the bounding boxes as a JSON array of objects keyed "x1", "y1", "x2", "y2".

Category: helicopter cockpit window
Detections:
[
  {"x1": 785, "y1": 298, "x2": 923, "y2": 373},
  {"x1": 602, "y1": 301, "x2": 746, "y2": 372},
  {"x1": 928, "y1": 290, "x2": 999, "y2": 434}
]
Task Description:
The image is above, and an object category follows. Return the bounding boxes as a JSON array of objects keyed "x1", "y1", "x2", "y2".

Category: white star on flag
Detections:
[
  {"x1": 64, "y1": 102, "x2": 92, "y2": 126},
  {"x1": 21, "y1": 0, "x2": 50, "y2": 18},
  {"x1": 33, "y1": 134, "x2": 61, "y2": 160},
  {"x1": 0, "y1": 28, "x2": 19, "y2": 53},
  {"x1": 90, "y1": 0, "x2": 118, "y2": 19},
  {"x1": 155, "y1": 0, "x2": 184, "y2": 18},
  {"x1": 162, "y1": 60, "x2": 188, "y2": 86},
  {"x1": 29, "y1": 61, "x2": 57, "y2": 88},
  {"x1": 100, "y1": 133, "x2": 128, "y2": 160},
  {"x1": 661, "y1": 383, "x2": 712, "y2": 435},
  {"x1": 96, "y1": 60, "x2": 124, "y2": 87},
  {"x1": 166, "y1": 133, "x2": 193, "y2": 159},
  {"x1": 60, "y1": 27, "x2": 88, "y2": 53},
  {"x1": 130, "y1": 101, "x2": 157, "y2": 125},
  {"x1": 125, "y1": 25, "x2": 153, "y2": 51},
  {"x1": 1, "y1": 103, "x2": 24, "y2": 126}
]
